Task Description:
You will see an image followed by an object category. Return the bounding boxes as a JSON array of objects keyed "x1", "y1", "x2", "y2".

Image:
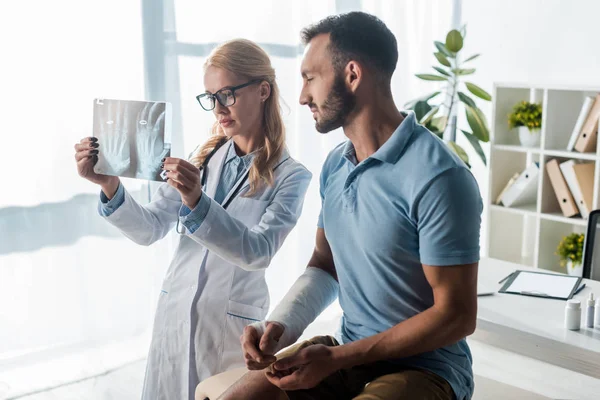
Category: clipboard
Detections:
[{"x1": 499, "y1": 270, "x2": 582, "y2": 300}]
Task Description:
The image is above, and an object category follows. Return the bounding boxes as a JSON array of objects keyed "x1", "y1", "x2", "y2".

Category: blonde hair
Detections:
[{"x1": 190, "y1": 39, "x2": 286, "y2": 196}]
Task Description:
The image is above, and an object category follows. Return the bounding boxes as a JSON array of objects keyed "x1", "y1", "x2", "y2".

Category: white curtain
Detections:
[
  {"x1": 0, "y1": 0, "x2": 453, "y2": 397},
  {"x1": 0, "y1": 1, "x2": 169, "y2": 397}
]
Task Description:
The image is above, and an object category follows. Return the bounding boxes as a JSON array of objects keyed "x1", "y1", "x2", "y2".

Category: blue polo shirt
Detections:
[{"x1": 319, "y1": 112, "x2": 482, "y2": 400}]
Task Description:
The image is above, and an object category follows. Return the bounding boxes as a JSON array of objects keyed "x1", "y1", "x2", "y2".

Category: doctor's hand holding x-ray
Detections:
[
  {"x1": 161, "y1": 157, "x2": 203, "y2": 209},
  {"x1": 74, "y1": 136, "x2": 121, "y2": 198}
]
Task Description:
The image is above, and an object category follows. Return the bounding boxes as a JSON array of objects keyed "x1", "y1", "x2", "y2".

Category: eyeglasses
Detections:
[{"x1": 196, "y1": 79, "x2": 261, "y2": 111}]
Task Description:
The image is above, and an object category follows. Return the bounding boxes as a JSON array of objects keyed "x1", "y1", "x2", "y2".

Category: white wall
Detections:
[
  {"x1": 460, "y1": 0, "x2": 600, "y2": 254},
  {"x1": 462, "y1": 0, "x2": 600, "y2": 88}
]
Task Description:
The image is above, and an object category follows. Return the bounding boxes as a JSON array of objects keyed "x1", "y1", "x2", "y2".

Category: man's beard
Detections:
[{"x1": 314, "y1": 73, "x2": 356, "y2": 133}]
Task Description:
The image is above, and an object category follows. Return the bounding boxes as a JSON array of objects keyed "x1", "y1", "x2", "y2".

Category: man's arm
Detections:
[
  {"x1": 308, "y1": 228, "x2": 337, "y2": 280},
  {"x1": 242, "y1": 228, "x2": 339, "y2": 369},
  {"x1": 264, "y1": 227, "x2": 339, "y2": 347},
  {"x1": 332, "y1": 261, "x2": 478, "y2": 369}
]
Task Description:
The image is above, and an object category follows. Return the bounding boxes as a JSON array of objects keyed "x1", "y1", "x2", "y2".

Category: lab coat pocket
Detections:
[
  {"x1": 226, "y1": 299, "x2": 266, "y2": 321},
  {"x1": 219, "y1": 300, "x2": 267, "y2": 371}
]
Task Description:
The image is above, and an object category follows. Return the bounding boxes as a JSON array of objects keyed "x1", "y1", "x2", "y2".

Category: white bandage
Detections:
[{"x1": 250, "y1": 267, "x2": 339, "y2": 353}]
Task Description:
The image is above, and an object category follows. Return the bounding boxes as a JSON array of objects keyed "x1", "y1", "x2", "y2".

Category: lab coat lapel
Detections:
[
  {"x1": 204, "y1": 141, "x2": 230, "y2": 199},
  {"x1": 221, "y1": 148, "x2": 291, "y2": 205},
  {"x1": 220, "y1": 167, "x2": 250, "y2": 209}
]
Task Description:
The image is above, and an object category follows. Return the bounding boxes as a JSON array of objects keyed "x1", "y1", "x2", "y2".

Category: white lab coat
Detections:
[{"x1": 101, "y1": 144, "x2": 311, "y2": 400}]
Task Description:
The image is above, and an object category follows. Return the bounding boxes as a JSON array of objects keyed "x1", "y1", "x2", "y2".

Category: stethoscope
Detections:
[{"x1": 175, "y1": 138, "x2": 245, "y2": 234}]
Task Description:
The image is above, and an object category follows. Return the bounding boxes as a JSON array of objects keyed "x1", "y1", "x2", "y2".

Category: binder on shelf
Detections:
[
  {"x1": 495, "y1": 172, "x2": 519, "y2": 205},
  {"x1": 545, "y1": 159, "x2": 579, "y2": 217},
  {"x1": 574, "y1": 94, "x2": 600, "y2": 153},
  {"x1": 567, "y1": 96, "x2": 595, "y2": 151},
  {"x1": 560, "y1": 160, "x2": 595, "y2": 219},
  {"x1": 500, "y1": 162, "x2": 539, "y2": 208},
  {"x1": 573, "y1": 162, "x2": 595, "y2": 216}
]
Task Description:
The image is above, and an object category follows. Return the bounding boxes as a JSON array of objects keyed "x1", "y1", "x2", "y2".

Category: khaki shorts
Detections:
[{"x1": 274, "y1": 336, "x2": 455, "y2": 400}]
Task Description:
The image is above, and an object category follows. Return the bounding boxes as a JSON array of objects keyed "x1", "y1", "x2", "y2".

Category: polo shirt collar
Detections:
[
  {"x1": 341, "y1": 111, "x2": 416, "y2": 165},
  {"x1": 370, "y1": 111, "x2": 415, "y2": 164}
]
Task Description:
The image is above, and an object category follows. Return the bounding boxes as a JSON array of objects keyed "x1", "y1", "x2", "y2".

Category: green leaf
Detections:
[
  {"x1": 427, "y1": 122, "x2": 441, "y2": 135},
  {"x1": 464, "y1": 54, "x2": 480, "y2": 63},
  {"x1": 434, "y1": 52, "x2": 451, "y2": 67},
  {"x1": 447, "y1": 141, "x2": 470, "y2": 167},
  {"x1": 458, "y1": 91, "x2": 476, "y2": 108},
  {"x1": 465, "y1": 82, "x2": 492, "y2": 101},
  {"x1": 415, "y1": 74, "x2": 447, "y2": 81},
  {"x1": 413, "y1": 100, "x2": 432, "y2": 121},
  {"x1": 432, "y1": 66, "x2": 450, "y2": 77},
  {"x1": 461, "y1": 130, "x2": 487, "y2": 166},
  {"x1": 454, "y1": 68, "x2": 476, "y2": 76},
  {"x1": 420, "y1": 106, "x2": 440, "y2": 126},
  {"x1": 404, "y1": 91, "x2": 441, "y2": 109},
  {"x1": 445, "y1": 30, "x2": 463, "y2": 53},
  {"x1": 465, "y1": 105, "x2": 490, "y2": 142},
  {"x1": 431, "y1": 116, "x2": 448, "y2": 132},
  {"x1": 434, "y1": 41, "x2": 453, "y2": 57}
]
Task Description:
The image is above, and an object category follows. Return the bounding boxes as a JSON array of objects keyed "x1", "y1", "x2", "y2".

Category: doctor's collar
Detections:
[{"x1": 226, "y1": 140, "x2": 256, "y2": 168}]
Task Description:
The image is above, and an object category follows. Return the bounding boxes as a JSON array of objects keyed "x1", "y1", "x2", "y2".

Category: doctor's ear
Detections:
[{"x1": 259, "y1": 81, "x2": 271, "y2": 103}]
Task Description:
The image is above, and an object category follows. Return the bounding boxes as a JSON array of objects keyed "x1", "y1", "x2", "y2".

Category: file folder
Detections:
[
  {"x1": 560, "y1": 160, "x2": 594, "y2": 219},
  {"x1": 567, "y1": 96, "x2": 595, "y2": 151},
  {"x1": 574, "y1": 94, "x2": 600, "y2": 153},
  {"x1": 500, "y1": 163, "x2": 539, "y2": 208},
  {"x1": 546, "y1": 159, "x2": 579, "y2": 217},
  {"x1": 573, "y1": 162, "x2": 595, "y2": 216}
]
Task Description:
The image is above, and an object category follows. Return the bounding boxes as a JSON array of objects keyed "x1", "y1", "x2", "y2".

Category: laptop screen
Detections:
[{"x1": 583, "y1": 211, "x2": 600, "y2": 281}]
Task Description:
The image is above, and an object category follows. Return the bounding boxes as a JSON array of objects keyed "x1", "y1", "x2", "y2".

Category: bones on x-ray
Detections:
[{"x1": 92, "y1": 98, "x2": 172, "y2": 182}]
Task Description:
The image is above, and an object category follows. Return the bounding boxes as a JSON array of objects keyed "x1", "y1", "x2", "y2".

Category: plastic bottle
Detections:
[
  {"x1": 595, "y1": 297, "x2": 600, "y2": 328},
  {"x1": 586, "y1": 293, "x2": 595, "y2": 328},
  {"x1": 565, "y1": 299, "x2": 581, "y2": 330}
]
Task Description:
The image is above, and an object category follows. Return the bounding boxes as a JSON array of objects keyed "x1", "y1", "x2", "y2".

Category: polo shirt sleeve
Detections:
[
  {"x1": 317, "y1": 165, "x2": 327, "y2": 229},
  {"x1": 317, "y1": 149, "x2": 339, "y2": 229},
  {"x1": 415, "y1": 166, "x2": 482, "y2": 266}
]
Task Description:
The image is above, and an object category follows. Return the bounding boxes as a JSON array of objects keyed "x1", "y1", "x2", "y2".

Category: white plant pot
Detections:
[
  {"x1": 518, "y1": 126, "x2": 540, "y2": 147},
  {"x1": 566, "y1": 259, "x2": 583, "y2": 277}
]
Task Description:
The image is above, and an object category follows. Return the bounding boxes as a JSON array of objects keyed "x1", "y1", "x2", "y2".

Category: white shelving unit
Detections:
[{"x1": 487, "y1": 83, "x2": 600, "y2": 272}]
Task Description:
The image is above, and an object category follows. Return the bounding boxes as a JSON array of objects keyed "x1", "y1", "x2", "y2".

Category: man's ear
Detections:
[
  {"x1": 259, "y1": 81, "x2": 271, "y2": 102},
  {"x1": 345, "y1": 61, "x2": 362, "y2": 93}
]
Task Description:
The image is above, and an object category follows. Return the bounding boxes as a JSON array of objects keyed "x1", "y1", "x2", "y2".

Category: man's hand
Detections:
[
  {"x1": 162, "y1": 157, "x2": 203, "y2": 209},
  {"x1": 265, "y1": 344, "x2": 339, "y2": 391},
  {"x1": 241, "y1": 322, "x2": 285, "y2": 370}
]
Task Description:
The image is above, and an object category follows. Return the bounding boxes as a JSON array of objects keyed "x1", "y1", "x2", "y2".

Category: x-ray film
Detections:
[{"x1": 93, "y1": 98, "x2": 172, "y2": 181}]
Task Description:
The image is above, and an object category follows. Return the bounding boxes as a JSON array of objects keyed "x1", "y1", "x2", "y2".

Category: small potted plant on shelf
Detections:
[
  {"x1": 556, "y1": 233, "x2": 585, "y2": 276},
  {"x1": 508, "y1": 101, "x2": 542, "y2": 147}
]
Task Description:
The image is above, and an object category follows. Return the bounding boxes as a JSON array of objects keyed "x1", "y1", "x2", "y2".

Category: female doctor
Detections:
[{"x1": 73, "y1": 39, "x2": 311, "y2": 400}]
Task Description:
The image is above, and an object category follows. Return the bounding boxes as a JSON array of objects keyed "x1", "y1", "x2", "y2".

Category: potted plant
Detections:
[
  {"x1": 508, "y1": 101, "x2": 542, "y2": 147},
  {"x1": 556, "y1": 233, "x2": 584, "y2": 276},
  {"x1": 405, "y1": 25, "x2": 491, "y2": 168}
]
